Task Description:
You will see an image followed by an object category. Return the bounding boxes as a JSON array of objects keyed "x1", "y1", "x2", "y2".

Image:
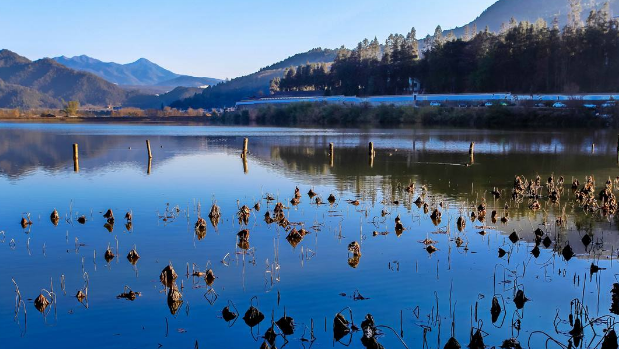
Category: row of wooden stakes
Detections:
[{"x1": 70, "y1": 138, "x2": 479, "y2": 173}]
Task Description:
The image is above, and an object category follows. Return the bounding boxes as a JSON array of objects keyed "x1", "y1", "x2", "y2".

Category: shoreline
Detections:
[
  {"x1": 0, "y1": 116, "x2": 215, "y2": 125},
  {"x1": 0, "y1": 103, "x2": 617, "y2": 129}
]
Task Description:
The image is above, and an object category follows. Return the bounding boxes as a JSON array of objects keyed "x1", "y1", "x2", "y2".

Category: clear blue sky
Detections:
[{"x1": 0, "y1": 0, "x2": 497, "y2": 79}]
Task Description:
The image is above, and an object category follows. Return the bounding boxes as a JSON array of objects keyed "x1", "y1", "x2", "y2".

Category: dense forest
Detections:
[{"x1": 273, "y1": 2, "x2": 619, "y2": 95}]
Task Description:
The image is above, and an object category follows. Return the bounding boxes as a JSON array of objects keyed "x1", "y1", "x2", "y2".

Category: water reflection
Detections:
[
  {"x1": 2, "y1": 124, "x2": 618, "y2": 252},
  {"x1": 1, "y1": 123, "x2": 619, "y2": 348}
]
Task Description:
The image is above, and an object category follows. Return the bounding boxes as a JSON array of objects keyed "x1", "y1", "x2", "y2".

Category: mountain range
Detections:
[
  {"x1": 0, "y1": 0, "x2": 616, "y2": 110},
  {"x1": 0, "y1": 49, "x2": 208, "y2": 109},
  {"x1": 53, "y1": 55, "x2": 222, "y2": 88},
  {"x1": 0, "y1": 49, "x2": 129, "y2": 108}
]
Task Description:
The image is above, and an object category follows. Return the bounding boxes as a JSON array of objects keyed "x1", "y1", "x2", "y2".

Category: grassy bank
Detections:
[
  {"x1": 2, "y1": 103, "x2": 617, "y2": 129},
  {"x1": 222, "y1": 102, "x2": 619, "y2": 128}
]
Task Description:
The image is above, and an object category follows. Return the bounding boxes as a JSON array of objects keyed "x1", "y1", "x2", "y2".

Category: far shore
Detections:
[
  {"x1": 0, "y1": 115, "x2": 215, "y2": 125},
  {"x1": 0, "y1": 103, "x2": 617, "y2": 129}
]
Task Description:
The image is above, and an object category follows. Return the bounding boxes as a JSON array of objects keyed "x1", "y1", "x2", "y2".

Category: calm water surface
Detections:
[{"x1": 0, "y1": 123, "x2": 618, "y2": 348}]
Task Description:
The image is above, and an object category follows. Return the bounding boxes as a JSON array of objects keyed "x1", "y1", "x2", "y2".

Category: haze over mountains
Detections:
[
  {"x1": 0, "y1": 0, "x2": 616, "y2": 110},
  {"x1": 53, "y1": 55, "x2": 222, "y2": 88}
]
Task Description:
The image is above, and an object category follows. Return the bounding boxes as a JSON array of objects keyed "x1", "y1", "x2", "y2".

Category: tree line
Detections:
[{"x1": 272, "y1": 2, "x2": 619, "y2": 95}]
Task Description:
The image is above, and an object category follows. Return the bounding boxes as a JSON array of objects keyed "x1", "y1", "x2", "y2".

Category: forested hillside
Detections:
[{"x1": 276, "y1": 3, "x2": 619, "y2": 95}]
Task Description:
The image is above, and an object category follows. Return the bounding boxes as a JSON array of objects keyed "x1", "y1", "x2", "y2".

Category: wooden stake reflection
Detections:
[{"x1": 369, "y1": 141, "x2": 375, "y2": 168}]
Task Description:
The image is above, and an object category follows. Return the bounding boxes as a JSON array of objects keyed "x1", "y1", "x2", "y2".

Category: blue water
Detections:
[{"x1": 0, "y1": 123, "x2": 617, "y2": 348}]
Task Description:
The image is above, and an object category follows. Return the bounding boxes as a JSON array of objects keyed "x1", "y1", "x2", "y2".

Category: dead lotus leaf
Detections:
[
  {"x1": 333, "y1": 313, "x2": 350, "y2": 341},
  {"x1": 160, "y1": 263, "x2": 178, "y2": 286},
  {"x1": 127, "y1": 249, "x2": 140, "y2": 264},
  {"x1": 34, "y1": 293, "x2": 50, "y2": 312},
  {"x1": 243, "y1": 305, "x2": 265, "y2": 328}
]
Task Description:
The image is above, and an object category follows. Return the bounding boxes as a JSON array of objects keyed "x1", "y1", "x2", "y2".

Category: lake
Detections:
[{"x1": 0, "y1": 122, "x2": 618, "y2": 348}]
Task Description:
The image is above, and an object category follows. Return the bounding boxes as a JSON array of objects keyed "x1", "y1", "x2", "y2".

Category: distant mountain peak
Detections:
[
  {"x1": 133, "y1": 58, "x2": 151, "y2": 64},
  {"x1": 53, "y1": 55, "x2": 179, "y2": 86},
  {"x1": 0, "y1": 49, "x2": 31, "y2": 67},
  {"x1": 0, "y1": 49, "x2": 26, "y2": 59},
  {"x1": 52, "y1": 54, "x2": 221, "y2": 88},
  {"x1": 57, "y1": 55, "x2": 103, "y2": 64}
]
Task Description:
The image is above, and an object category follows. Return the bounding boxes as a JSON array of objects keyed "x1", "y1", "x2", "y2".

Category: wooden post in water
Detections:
[
  {"x1": 592, "y1": 143, "x2": 595, "y2": 154},
  {"x1": 469, "y1": 141, "x2": 475, "y2": 165},
  {"x1": 242, "y1": 155, "x2": 248, "y2": 174},
  {"x1": 329, "y1": 143, "x2": 334, "y2": 167},
  {"x1": 73, "y1": 143, "x2": 79, "y2": 172},
  {"x1": 146, "y1": 140, "x2": 152, "y2": 159},
  {"x1": 147, "y1": 157, "x2": 152, "y2": 175},
  {"x1": 242, "y1": 138, "x2": 248, "y2": 157}
]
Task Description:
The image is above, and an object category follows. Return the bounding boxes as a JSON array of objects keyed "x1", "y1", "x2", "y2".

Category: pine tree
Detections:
[
  {"x1": 500, "y1": 22, "x2": 508, "y2": 33},
  {"x1": 464, "y1": 25, "x2": 471, "y2": 41},
  {"x1": 552, "y1": 17, "x2": 560, "y2": 31},
  {"x1": 382, "y1": 35, "x2": 394, "y2": 63},
  {"x1": 270, "y1": 77, "x2": 280, "y2": 94},
  {"x1": 534, "y1": 18, "x2": 548, "y2": 30},
  {"x1": 601, "y1": 1, "x2": 611, "y2": 22},
  {"x1": 369, "y1": 37, "x2": 381, "y2": 61},
  {"x1": 568, "y1": 0, "x2": 583, "y2": 29},
  {"x1": 433, "y1": 25, "x2": 444, "y2": 49},
  {"x1": 509, "y1": 17, "x2": 518, "y2": 29},
  {"x1": 405, "y1": 27, "x2": 419, "y2": 59}
]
